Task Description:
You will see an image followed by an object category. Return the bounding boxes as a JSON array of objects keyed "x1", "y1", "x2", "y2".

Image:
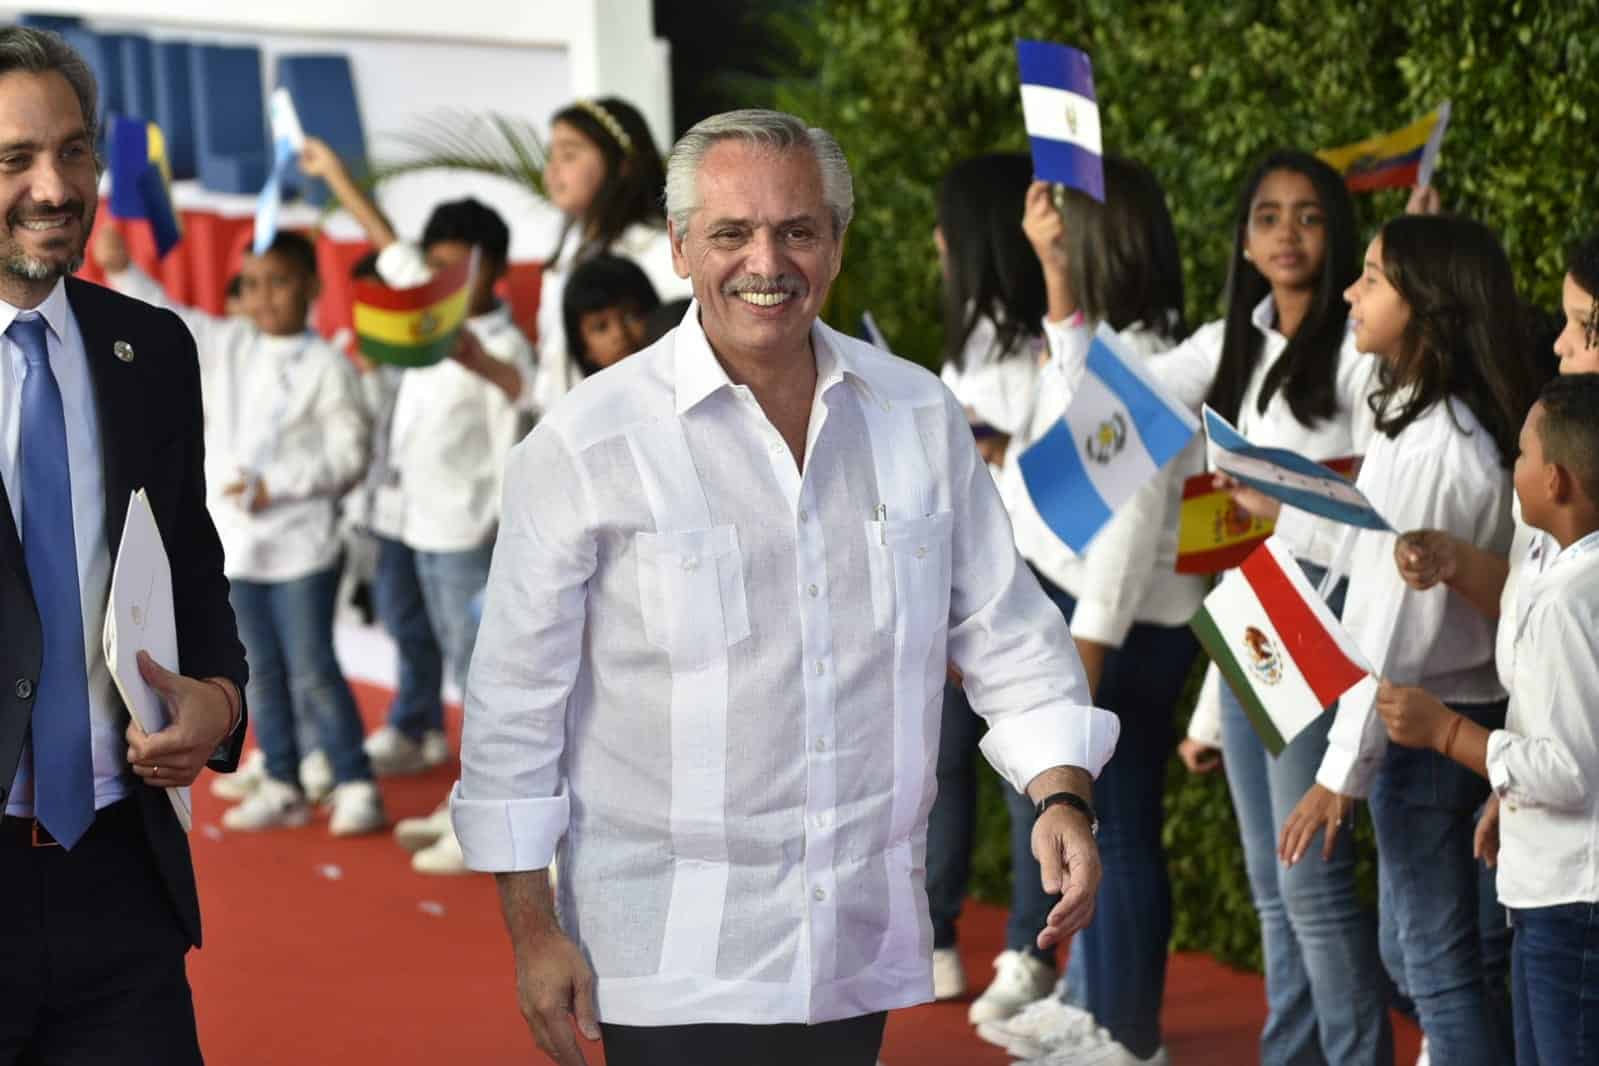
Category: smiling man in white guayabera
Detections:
[{"x1": 448, "y1": 108, "x2": 1119, "y2": 1066}]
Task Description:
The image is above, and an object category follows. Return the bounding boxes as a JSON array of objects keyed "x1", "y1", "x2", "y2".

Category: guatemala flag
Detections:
[
  {"x1": 1016, "y1": 39, "x2": 1104, "y2": 201},
  {"x1": 254, "y1": 88, "x2": 306, "y2": 254},
  {"x1": 1018, "y1": 324, "x2": 1199, "y2": 553}
]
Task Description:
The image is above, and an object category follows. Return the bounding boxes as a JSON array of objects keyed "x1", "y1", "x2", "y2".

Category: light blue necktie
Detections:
[{"x1": 12, "y1": 315, "x2": 95, "y2": 848}]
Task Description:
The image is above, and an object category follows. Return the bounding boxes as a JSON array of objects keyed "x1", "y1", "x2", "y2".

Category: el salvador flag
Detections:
[
  {"x1": 254, "y1": 89, "x2": 306, "y2": 255},
  {"x1": 1018, "y1": 324, "x2": 1199, "y2": 553},
  {"x1": 1016, "y1": 39, "x2": 1104, "y2": 202}
]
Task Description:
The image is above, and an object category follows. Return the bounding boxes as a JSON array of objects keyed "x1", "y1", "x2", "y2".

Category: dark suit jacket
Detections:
[{"x1": 0, "y1": 277, "x2": 249, "y2": 948}]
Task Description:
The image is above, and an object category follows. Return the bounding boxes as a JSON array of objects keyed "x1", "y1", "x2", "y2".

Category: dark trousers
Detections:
[
  {"x1": 0, "y1": 798, "x2": 203, "y2": 1065},
  {"x1": 600, "y1": 1012, "x2": 888, "y2": 1066}
]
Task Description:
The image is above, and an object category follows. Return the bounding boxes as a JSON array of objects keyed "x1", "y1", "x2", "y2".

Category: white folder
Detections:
[{"x1": 103, "y1": 489, "x2": 192, "y2": 831}]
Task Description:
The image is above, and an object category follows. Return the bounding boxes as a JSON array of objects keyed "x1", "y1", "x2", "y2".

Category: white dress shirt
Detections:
[
  {"x1": 531, "y1": 223, "x2": 694, "y2": 414},
  {"x1": 450, "y1": 303, "x2": 1118, "y2": 1026},
  {"x1": 1494, "y1": 502, "x2": 1555, "y2": 693},
  {"x1": 1002, "y1": 318, "x2": 1208, "y2": 645},
  {"x1": 1, "y1": 281, "x2": 129, "y2": 816},
  {"x1": 938, "y1": 314, "x2": 1041, "y2": 438},
  {"x1": 368, "y1": 241, "x2": 536, "y2": 553},
  {"x1": 1302, "y1": 394, "x2": 1514, "y2": 797},
  {"x1": 1488, "y1": 529, "x2": 1599, "y2": 909},
  {"x1": 107, "y1": 267, "x2": 369, "y2": 582}
]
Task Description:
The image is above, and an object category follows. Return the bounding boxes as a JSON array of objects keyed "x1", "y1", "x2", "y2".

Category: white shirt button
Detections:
[
  {"x1": 681, "y1": 556, "x2": 700, "y2": 572},
  {"x1": 807, "y1": 584, "x2": 819, "y2": 598},
  {"x1": 813, "y1": 887, "x2": 827, "y2": 902},
  {"x1": 814, "y1": 812, "x2": 830, "y2": 829},
  {"x1": 769, "y1": 442, "x2": 783, "y2": 455},
  {"x1": 915, "y1": 546, "x2": 928, "y2": 559},
  {"x1": 814, "y1": 737, "x2": 827, "y2": 753},
  {"x1": 798, "y1": 508, "x2": 809, "y2": 522},
  {"x1": 814, "y1": 660, "x2": 825, "y2": 676}
]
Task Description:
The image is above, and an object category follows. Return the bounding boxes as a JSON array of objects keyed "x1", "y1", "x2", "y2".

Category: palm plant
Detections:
[{"x1": 365, "y1": 110, "x2": 548, "y2": 199}]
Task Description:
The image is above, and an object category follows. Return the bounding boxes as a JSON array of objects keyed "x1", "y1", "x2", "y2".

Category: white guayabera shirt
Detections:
[{"x1": 450, "y1": 301, "x2": 1118, "y2": 1026}]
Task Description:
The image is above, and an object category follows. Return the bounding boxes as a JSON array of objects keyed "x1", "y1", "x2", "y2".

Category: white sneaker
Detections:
[
  {"x1": 221, "y1": 777, "x2": 311, "y2": 831},
  {"x1": 329, "y1": 780, "x2": 386, "y2": 836},
  {"x1": 364, "y1": 726, "x2": 448, "y2": 776},
  {"x1": 932, "y1": 947, "x2": 967, "y2": 1000},
  {"x1": 211, "y1": 748, "x2": 265, "y2": 800},
  {"x1": 1025, "y1": 1029, "x2": 1170, "y2": 1065},
  {"x1": 1415, "y1": 1037, "x2": 1430, "y2": 1066},
  {"x1": 977, "y1": 998, "x2": 1098, "y2": 1059},
  {"x1": 968, "y1": 949, "x2": 1057, "y2": 1024},
  {"x1": 299, "y1": 749, "x2": 334, "y2": 804},
  {"x1": 394, "y1": 801, "x2": 453, "y2": 853},
  {"x1": 412, "y1": 825, "x2": 470, "y2": 875}
]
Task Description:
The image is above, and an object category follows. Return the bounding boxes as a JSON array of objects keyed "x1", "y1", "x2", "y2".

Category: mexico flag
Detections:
[
  {"x1": 1189, "y1": 536, "x2": 1371, "y2": 754},
  {"x1": 352, "y1": 259, "x2": 472, "y2": 368}
]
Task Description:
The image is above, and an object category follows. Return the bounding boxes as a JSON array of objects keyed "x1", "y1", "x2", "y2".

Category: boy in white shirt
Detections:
[
  {"x1": 1377, "y1": 373, "x2": 1599, "y2": 1066},
  {"x1": 92, "y1": 227, "x2": 384, "y2": 835},
  {"x1": 301, "y1": 138, "x2": 536, "y2": 874}
]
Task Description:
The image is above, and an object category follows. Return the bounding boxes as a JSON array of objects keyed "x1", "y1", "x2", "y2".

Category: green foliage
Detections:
[
  {"x1": 775, "y1": 0, "x2": 1599, "y2": 366},
  {"x1": 775, "y1": 0, "x2": 1596, "y2": 968}
]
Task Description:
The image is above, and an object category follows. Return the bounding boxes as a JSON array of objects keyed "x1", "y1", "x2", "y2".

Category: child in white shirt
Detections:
[{"x1": 92, "y1": 226, "x2": 383, "y2": 836}]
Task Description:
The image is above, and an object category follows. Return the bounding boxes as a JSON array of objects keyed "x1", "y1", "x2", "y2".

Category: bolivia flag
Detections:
[
  {"x1": 352, "y1": 260, "x2": 472, "y2": 368},
  {"x1": 1175, "y1": 456, "x2": 1359, "y2": 574},
  {"x1": 1317, "y1": 102, "x2": 1452, "y2": 192},
  {"x1": 1190, "y1": 536, "x2": 1370, "y2": 754},
  {"x1": 109, "y1": 116, "x2": 182, "y2": 257}
]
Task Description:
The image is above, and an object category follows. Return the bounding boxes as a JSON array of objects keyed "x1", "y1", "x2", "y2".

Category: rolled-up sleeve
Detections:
[
  {"x1": 938, "y1": 390, "x2": 1120, "y2": 791},
  {"x1": 450, "y1": 425, "x2": 597, "y2": 871}
]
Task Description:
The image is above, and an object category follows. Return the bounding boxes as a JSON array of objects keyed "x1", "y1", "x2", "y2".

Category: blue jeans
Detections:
[
  {"x1": 1512, "y1": 902, "x2": 1599, "y2": 1066},
  {"x1": 373, "y1": 536, "x2": 492, "y2": 738},
  {"x1": 1370, "y1": 698, "x2": 1512, "y2": 1066},
  {"x1": 1033, "y1": 575, "x2": 1197, "y2": 1059},
  {"x1": 1219, "y1": 565, "x2": 1392, "y2": 1066},
  {"x1": 926, "y1": 680, "x2": 1056, "y2": 964},
  {"x1": 229, "y1": 566, "x2": 373, "y2": 787}
]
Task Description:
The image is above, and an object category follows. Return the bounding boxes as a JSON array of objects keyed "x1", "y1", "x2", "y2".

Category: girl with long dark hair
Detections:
[
  {"x1": 535, "y1": 98, "x2": 693, "y2": 410},
  {"x1": 1278, "y1": 214, "x2": 1543, "y2": 1066}
]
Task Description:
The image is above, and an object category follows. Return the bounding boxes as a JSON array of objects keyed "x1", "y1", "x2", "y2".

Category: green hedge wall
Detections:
[{"x1": 773, "y1": 0, "x2": 1597, "y2": 970}]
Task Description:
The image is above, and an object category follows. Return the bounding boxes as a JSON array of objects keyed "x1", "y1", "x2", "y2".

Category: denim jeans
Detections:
[
  {"x1": 1218, "y1": 564, "x2": 1392, "y2": 1066},
  {"x1": 230, "y1": 566, "x2": 373, "y2": 787},
  {"x1": 1511, "y1": 902, "x2": 1599, "y2": 1066},
  {"x1": 373, "y1": 536, "x2": 492, "y2": 739},
  {"x1": 926, "y1": 680, "x2": 1056, "y2": 965},
  {"x1": 1370, "y1": 698, "x2": 1512, "y2": 1066},
  {"x1": 1032, "y1": 575, "x2": 1197, "y2": 1059}
]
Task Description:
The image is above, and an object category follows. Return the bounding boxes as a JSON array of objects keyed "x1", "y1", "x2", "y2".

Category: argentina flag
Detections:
[
  {"x1": 1018, "y1": 324, "x2": 1199, "y2": 553},
  {"x1": 1016, "y1": 39, "x2": 1104, "y2": 201}
]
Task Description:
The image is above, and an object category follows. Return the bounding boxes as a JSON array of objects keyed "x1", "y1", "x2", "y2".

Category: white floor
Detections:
[{"x1": 331, "y1": 617, "x2": 462, "y2": 706}]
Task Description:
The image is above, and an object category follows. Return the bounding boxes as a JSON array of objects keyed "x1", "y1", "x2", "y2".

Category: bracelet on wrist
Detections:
[{"x1": 1034, "y1": 791, "x2": 1099, "y2": 837}]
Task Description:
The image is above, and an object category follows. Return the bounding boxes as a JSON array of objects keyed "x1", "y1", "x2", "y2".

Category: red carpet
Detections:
[{"x1": 187, "y1": 682, "x2": 1420, "y2": 1064}]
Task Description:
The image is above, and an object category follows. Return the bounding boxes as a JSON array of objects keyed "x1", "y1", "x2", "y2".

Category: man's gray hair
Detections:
[
  {"x1": 665, "y1": 108, "x2": 854, "y2": 238},
  {"x1": 0, "y1": 27, "x2": 99, "y2": 141}
]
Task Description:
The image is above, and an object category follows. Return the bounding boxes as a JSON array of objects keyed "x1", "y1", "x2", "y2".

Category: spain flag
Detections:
[{"x1": 352, "y1": 259, "x2": 473, "y2": 368}]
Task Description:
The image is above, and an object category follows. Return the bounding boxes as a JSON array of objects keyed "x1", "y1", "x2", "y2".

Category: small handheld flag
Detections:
[
  {"x1": 1204, "y1": 406, "x2": 1389, "y2": 530},
  {"x1": 1190, "y1": 536, "x2": 1372, "y2": 754},
  {"x1": 1016, "y1": 40, "x2": 1104, "y2": 201},
  {"x1": 109, "y1": 116, "x2": 182, "y2": 257},
  {"x1": 1317, "y1": 102, "x2": 1452, "y2": 192},
  {"x1": 254, "y1": 88, "x2": 308, "y2": 255},
  {"x1": 352, "y1": 258, "x2": 473, "y2": 368},
  {"x1": 1018, "y1": 323, "x2": 1198, "y2": 553},
  {"x1": 861, "y1": 310, "x2": 890, "y2": 351},
  {"x1": 1175, "y1": 456, "x2": 1359, "y2": 574}
]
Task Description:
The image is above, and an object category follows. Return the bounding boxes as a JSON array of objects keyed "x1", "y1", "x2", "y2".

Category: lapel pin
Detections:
[{"x1": 113, "y1": 340, "x2": 135, "y2": 363}]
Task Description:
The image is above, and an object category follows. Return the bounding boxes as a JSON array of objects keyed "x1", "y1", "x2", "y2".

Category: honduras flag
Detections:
[
  {"x1": 1018, "y1": 324, "x2": 1199, "y2": 553},
  {"x1": 1203, "y1": 406, "x2": 1391, "y2": 530},
  {"x1": 109, "y1": 116, "x2": 182, "y2": 257},
  {"x1": 1016, "y1": 39, "x2": 1104, "y2": 201},
  {"x1": 254, "y1": 88, "x2": 307, "y2": 255}
]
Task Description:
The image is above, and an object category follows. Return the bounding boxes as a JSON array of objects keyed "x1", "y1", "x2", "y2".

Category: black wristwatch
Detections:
[{"x1": 1035, "y1": 791, "x2": 1099, "y2": 837}]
